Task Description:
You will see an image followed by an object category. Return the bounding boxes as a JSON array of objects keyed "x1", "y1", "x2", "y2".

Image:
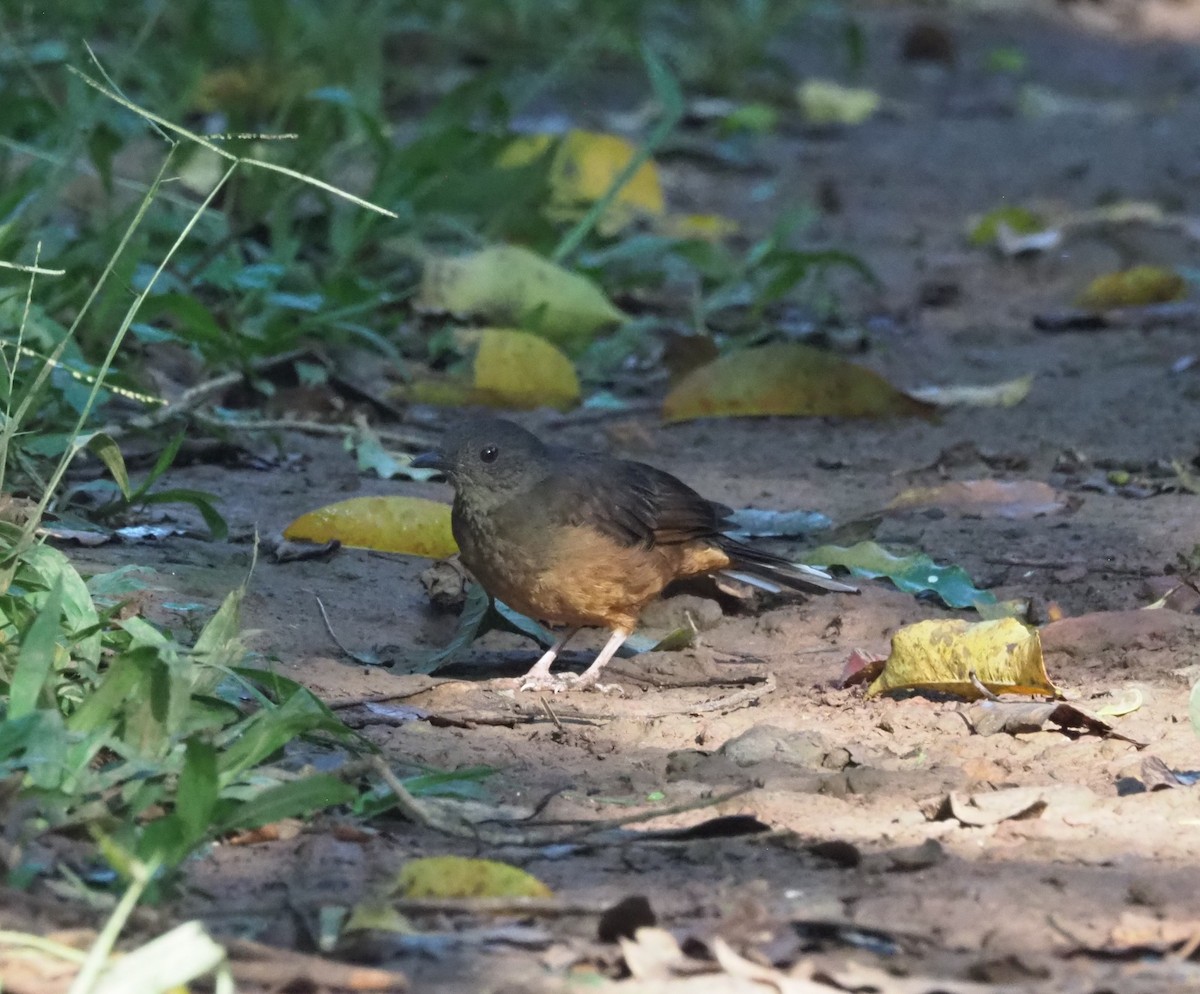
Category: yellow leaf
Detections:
[
  {"x1": 393, "y1": 856, "x2": 552, "y2": 899},
  {"x1": 499, "y1": 129, "x2": 664, "y2": 235},
  {"x1": 654, "y1": 212, "x2": 740, "y2": 243},
  {"x1": 396, "y1": 329, "x2": 580, "y2": 412},
  {"x1": 867, "y1": 618, "x2": 1057, "y2": 699},
  {"x1": 662, "y1": 343, "x2": 934, "y2": 422},
  {"x1": 414, "y1": 244, "x2": 626, "y2": 353},
  {"x1": 908, "y1": 374, "x2": 1034, "y2": 408},
  {"x1": 470, "y1": 328, "x2": 580, "y2": 410},
  {"x1": 796, "y1": 80, "x2": 880, "y2": 125},
  {"x1": 342, "y1": 902, "x2": 415, "y2": 935},
  {"x1": 1078, "y1": 265, "x2": 1185, "y2": 310},
  {"x1": 283, "y1": 496, "x2": 457, "y2": 557}
]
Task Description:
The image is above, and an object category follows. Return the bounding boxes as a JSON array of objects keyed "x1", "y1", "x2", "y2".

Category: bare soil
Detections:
[{"x1": 41, "y1": 4, "x2": 1200, "y2": 992}]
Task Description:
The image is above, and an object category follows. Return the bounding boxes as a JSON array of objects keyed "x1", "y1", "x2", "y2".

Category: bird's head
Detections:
[{"x1": 412, "y1": 417, "x2": 551, "y2": 510}]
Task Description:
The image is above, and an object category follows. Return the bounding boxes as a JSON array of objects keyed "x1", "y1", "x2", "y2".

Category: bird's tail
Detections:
[{"x1": 718, "y1": 539, "x2": 859, "y2": 595}]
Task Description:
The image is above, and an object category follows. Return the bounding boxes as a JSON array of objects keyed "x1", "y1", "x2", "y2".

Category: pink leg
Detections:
[
  {"x1": 571, "y1": 628, "x2": 630, "y2": 689},
  {"x1": 517, "y1": 628, "x2": 579, "y2": 691}
]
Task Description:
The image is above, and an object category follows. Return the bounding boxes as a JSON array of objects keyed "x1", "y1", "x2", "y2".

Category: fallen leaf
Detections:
[
  {"x1": 930, "y1": 786, "x2": 1047, "y2": 826},
  {"x1": 907, "y1": 374, "x2": 1034, "y2": 408},
  {"x1": 414, "y1": 244, "x2": 626, "y2": 353},
  {"x1": 886, "y1": 479, "x2": 1068, "y2": 519},
  {"x1": 662, "y1": 343, "x2": 934, "y2": 422},
  {"x1": 1094, "y1": 687, "x2": 1143, "y2": 717},
  {"x1": 1139, "y1": 755, "x2": 1200, "y2": 790},
  {"x1": 498, "y1": 129, "x2": 664, "y2": 235},
  {"x1": 393, "y1": 856, "x2": 551, "y2": 899},
  {"x1": 838, "y1": 648, "x2": 887, "y2": 688},
  {"x1": 283, "y1": 496, "x2": 456, "y2": 558},
  {"x1": 619, "y1": 927, "x2": 689, "y2": 981},
  {"x1": 804, "y1": 541, "x2": 992, "y2": 609},
  {"x1": 868, "y1": 618, "x2": 1056, "y2": 699},
  {"x1": 470, "y1": 328, "x2": 579, "y2": 410},
  {"x1": 965, "y1": 700, "x2": 1145, "y2": 746},
  {"x1": 968, "y1": 206, "x2": 1047, "y2": 248},
  {"x1": 994, "y1": 223, "x2": 1061, "y2": 257},
  {"x1": 796, "y1": 79, "x2": 880, "y2": 125},
  {"x1": 1078, "y1": 265, "x2": 1185, "y2": 310},
  {"x1": 399, "y1": 329, "x2": 579, "y2": 412}
]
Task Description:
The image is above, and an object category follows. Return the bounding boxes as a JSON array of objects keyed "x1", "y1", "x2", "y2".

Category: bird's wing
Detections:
[{"x1": 530, "y1": 453, "x2": 727, "y2": 548}]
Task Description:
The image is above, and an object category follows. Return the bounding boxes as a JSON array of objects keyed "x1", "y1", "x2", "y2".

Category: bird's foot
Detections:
[
  {"x1": 561, "y1": 672, "x2": 624, "y2": 695},
  {"x1": 515, "y1": 671, "x2": 623, "y2": 694},
  {"x1": 516, "y1": 671, "x2": 571, "y2": 693}
]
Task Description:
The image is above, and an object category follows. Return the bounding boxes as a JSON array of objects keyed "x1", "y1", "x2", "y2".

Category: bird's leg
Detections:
[
  {"x1": 569, "y1": 628, "x2": 630, "y2": 691},
  {"x1": 517, "y1": 627, "x2": 579, "y2": 692}
]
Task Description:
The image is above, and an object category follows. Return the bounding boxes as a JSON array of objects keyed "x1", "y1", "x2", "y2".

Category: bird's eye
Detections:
[{"x1": 480, "y1": 445, "x2": 499, "y2": 463}]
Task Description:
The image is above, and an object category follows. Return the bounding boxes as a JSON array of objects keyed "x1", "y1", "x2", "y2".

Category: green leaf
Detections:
[
  {"x1": 217, "y1": 689, "x2": 355, "y2": 780},
  {"x1": 86, "y1": 432, "x2": 131, "y2": 499},
  {"x1": 130, "y1": 431, "x2": 186, "y2": 499},
  {"x1": 415, "y1": 583, "x2": 491, "y2": 673},
  {"x1": 19, "y1": 544, "x2": 102, "y2": 667},
  {"x1": 176, "y1": 738, "x2": 219, "y2": 840},
  {"x1": 804, "y1": 541, "x2": 994, "y2": 610},
  {"x1": 191, "y1": 584, "x2": 247, "y2": 694},
  {"x1": 141, "y1": 488, "x2": 228, "y2": 539},
  {"x1": 66, "y1": 647, "x2": 157, "y2": 733},
  {"x1": 9, "y1": 574, "x2": 64, "y2": 718},
  {"x1": 217, "y1": 773, "x2": 356, "y2": 832}
]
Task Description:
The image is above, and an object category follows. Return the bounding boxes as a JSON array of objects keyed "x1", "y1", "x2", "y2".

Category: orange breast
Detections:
[{"x1": 457, "y1": 514, "x2": 730, "y2": 631}]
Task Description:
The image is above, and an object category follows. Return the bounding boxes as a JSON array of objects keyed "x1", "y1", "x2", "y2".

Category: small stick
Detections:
[{"x1": 968, "y1": 670, "x2": 1002, "y2": 702}]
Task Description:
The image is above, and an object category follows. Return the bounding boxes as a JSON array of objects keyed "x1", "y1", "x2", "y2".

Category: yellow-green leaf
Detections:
[
  {"x1": 1077, "y1": 265, "x2": 1185, "y2": 310},
  {"x1": 470, "y1": 328, "x2": 580, "y2": 410},
  {"x1": 796, "y1": 80, "x2": 880, "y2": 125},
  {"x1": 414, "y1": 244, "x2": 626, "y2": 353},
  {"x1": 967, "y1": 206, "x2": 1046, "y2": 248},
  {"x1": 498, "y1": 129, "x2": 664, "y2": 235},
  {"x1": 393, "y1": 856, "x2": 552, "y2": 899},
  {"x1": 662, "y1": 343, "x2": 934, "y2": 422},
  {"x1": 867, "y1": 618, "x2": 1057, "y2": 699},
  {"x1": 397, "y1": 329, "x2": 581, "y2": 412},
  {"x1": 283, "y1": 496, "x2": 456, "y2": 558}
]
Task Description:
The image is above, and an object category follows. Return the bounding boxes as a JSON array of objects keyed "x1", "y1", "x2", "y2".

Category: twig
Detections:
[
  {"x1": 370, "y1": 756, "x2": 480, "y2": 839},
  {"x1": 539, "y1": 696, "x2": 564, "y2": 731},
  {"x1": 370, "y1": 753, "x2": 754, "y2": 847},
  {"x1": 314, "y1": 593, "x2": 381, "y2": 666},
  {"x1": 191, "y1": 410, "x2": 433, "y2": 449},
  {"x1": 967, "y1": 670, "x2": 1002, "y2": 702}
]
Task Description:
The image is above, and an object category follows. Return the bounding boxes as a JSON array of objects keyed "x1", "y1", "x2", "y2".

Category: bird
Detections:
[{"x1": 412, "y1": 418, "x2": 856, "y2": 692}]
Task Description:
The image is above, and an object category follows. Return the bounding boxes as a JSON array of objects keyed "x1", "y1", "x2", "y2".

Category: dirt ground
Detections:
[{"x1": 50, "y1": 3, "x2": 1200, "y2": 992}]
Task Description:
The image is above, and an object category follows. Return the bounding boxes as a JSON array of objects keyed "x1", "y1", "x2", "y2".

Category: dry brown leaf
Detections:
[{"x1": 887, "y1": 480, "x2": 1068, "y2": 519}]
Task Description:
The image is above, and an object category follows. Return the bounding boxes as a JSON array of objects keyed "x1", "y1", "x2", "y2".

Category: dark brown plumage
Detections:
[{"x1": 413, "y1": 418, "x2": 856, "y2": 691}]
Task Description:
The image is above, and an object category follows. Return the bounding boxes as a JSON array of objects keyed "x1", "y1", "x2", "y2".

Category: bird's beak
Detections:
[{"x1": 410, "y1": 449, "x2": 448, "y2": 472}]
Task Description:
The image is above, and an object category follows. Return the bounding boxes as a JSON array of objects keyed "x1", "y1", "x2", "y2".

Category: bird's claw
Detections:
[
  {"x1": 516, "y1": 672, "x2": 624, "y2": 695},
  {"x1": 517, "y1": 673, "x2": 570, "y2": 693}
]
